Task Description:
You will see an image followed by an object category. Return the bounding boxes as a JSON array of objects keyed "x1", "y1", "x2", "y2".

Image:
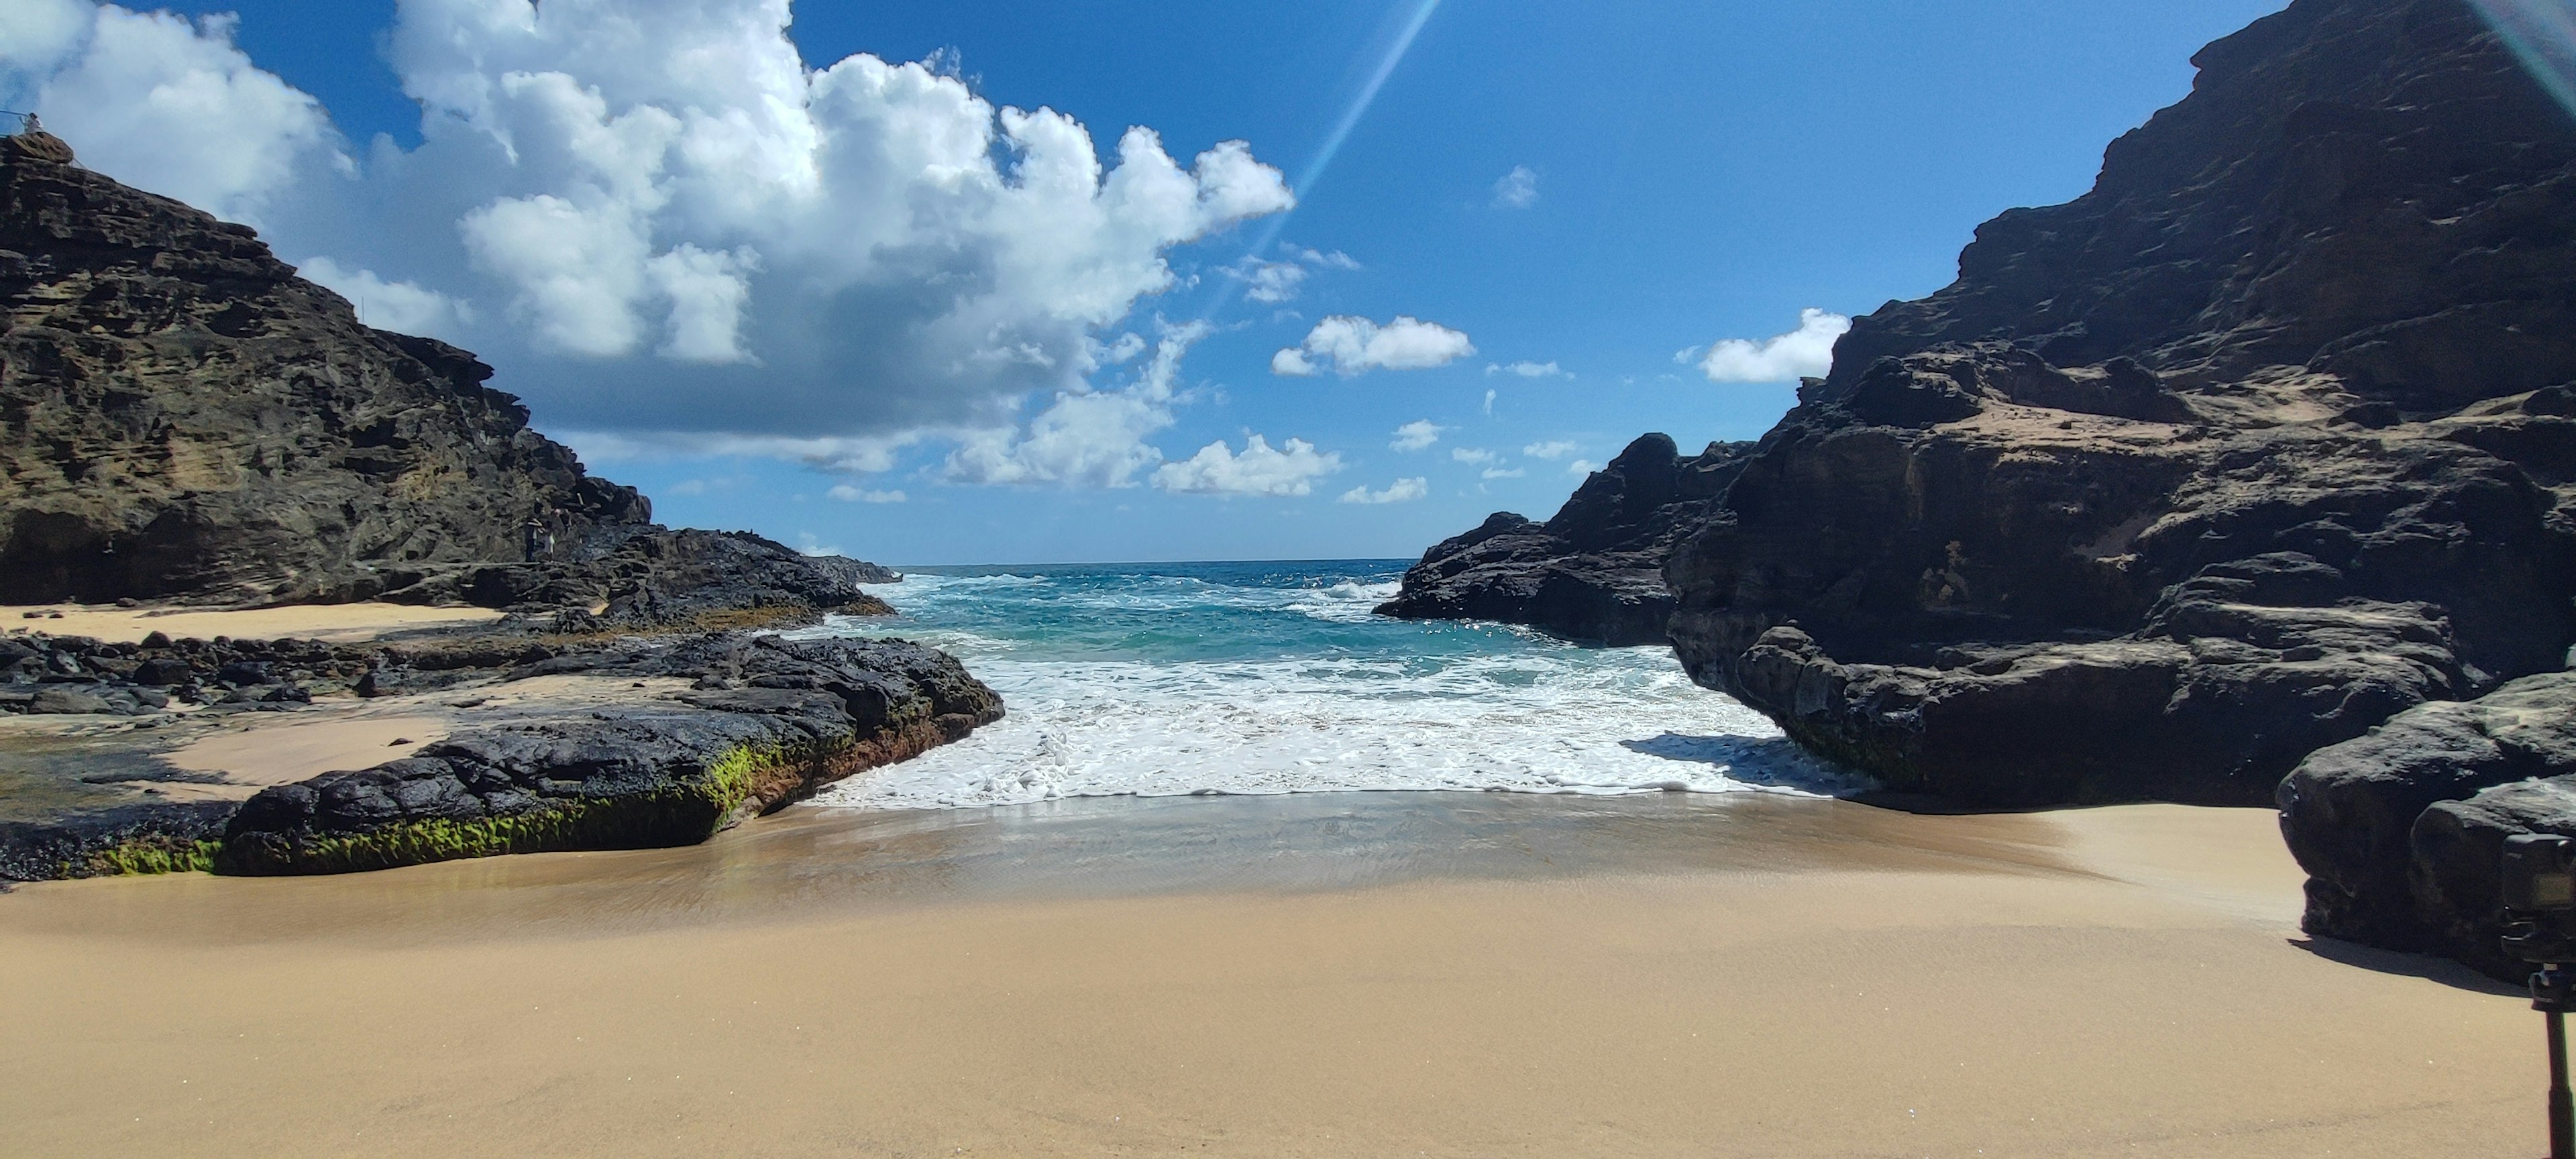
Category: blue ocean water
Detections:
[{"x1": 800, "y1": 559, "x2": 1853, "y2": 810}]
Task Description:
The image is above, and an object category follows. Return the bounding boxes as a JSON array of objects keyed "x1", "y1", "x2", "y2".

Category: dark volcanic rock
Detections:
[
  {"x1": 1377, "y1": 435, "x2": 1755, "y2": 645},
  {"x1": 215, "y1": 634, "x2": 1002, "y2": 875},
  {"x1": 0, "y1": 130, "x2": 896, "y2": 622},
  {"x1": 1644, "y1": 0, "x2": 2576, "y2": 808},
  {"x1": 2277, "y1": 672, "x2": 2576, "y2": 976}
]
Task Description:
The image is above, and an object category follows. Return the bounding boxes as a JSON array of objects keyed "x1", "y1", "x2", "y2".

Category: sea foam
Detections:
[{"x1": 800, "y1": 561, "x2": 1852, "y2": 810}]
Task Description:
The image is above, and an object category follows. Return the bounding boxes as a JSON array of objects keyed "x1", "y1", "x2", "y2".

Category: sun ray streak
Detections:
[
  {"x1": 2470, "y1": 0, "x2": 2576, "y2": 121},
  {"x1": 1198, "y1": 0, "x2": 1445, "y2": 321}
]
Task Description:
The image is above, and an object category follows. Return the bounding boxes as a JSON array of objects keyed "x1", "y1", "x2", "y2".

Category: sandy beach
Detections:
[
  {"x1": 2, "y1": 601, "x2": 504, "y2": 645},
  {"x1": 0, "y1": 794, "x2": 2537, "y2": 1158}
]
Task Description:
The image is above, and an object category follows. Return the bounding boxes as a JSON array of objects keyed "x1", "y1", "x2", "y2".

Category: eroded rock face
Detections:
[
  {"x1": 1654, "y1": 0, "x2": 2576, "y2": 806},
  {"x1": 0, "y1": 140, "x2": 650, "y2": 604},
  {"x1": 0, "y1": 133, "x2": 896, "y2": 620},
  {"x1": 217, "y1": 635, "x2": 1003, "y2": 875},
  {"x1": 1377, "y1": 435, "x2": 1755, "y2": 645}
]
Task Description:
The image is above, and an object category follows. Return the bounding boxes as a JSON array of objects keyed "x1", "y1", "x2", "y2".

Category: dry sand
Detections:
[
  {"x1": 1, "y1": 600, "x2": 502, "y2": 644},
  {"x1": 0, "y1": 796, "x2": 2540, "y2": 1158}
]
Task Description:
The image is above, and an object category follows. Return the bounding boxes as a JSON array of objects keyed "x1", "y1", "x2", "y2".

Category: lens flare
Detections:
[
  {"x1": 1205, "y1": 0, "x2": 1446, "y2": 319},
  {"x1": 2470, "y1": 0, "x2": 2576, "y2": 121}
]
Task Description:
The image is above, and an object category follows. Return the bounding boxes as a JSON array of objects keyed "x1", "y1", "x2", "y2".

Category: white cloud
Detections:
[
  {"x1": 1695, "y1": 308, "x2": 1851, "y2": 383},
  {"x1": 1232, "y1": 258, "x2": 1308, "y2": 304},
  {"x1": 1566, "y1": 459, "x2": 1598, "y2": 476},
  {"x1": 1225, "y1": 244, "x2": 1361, "y2": 305},
  {"x1": 946, "y1": 321, "x2": 1208, "y2": 488},
  {"x1": 13, "y1": 5, "x2": 341, "y2": 227},
  {"x1": 1338, "y1": 477, "x2": 1428, "y2": 505},
  {"x1": 1389, "y1": 420, "x2": 1444, "y2": 451},
  {"x1": 1485, "y1": 360, "x2": 1566, "y2": 379},
  {"x1": 1491, "y1": 165, "x2": 1537, "y2": 209},
  {"x1": 1450, "y1": 447, "x2": 1496, "y2": 465},
  {"x1": 559, "y1": 430, "x2": 920, "y2": 475},
  {"x1": 667, "y1": 478, "x2": 710, "y2": 496},
  {"x1": 1481, "y1": 466, "x2": 1524, "y2": 480},
  {"x1": 1291, "y1": 246, "x2": 1360, "y2": 270},
  {"x1": 1522, "y1": 440, "x2": 1578, "y2": 459},
  {"x1": 1273, "y1": 315, "x2": 1473, "y2": 377},
  {"x1": 1482, "y1": 388, "x2": 1497, "y2": 417},
  {"x1": 4, "y1": 0, "x2": 1295, "y2": 463},
  {"x1": 794, "y1": 532, "x2": 846, "y2": 557},
  {"x1": 1151, "y1": 435, "x2": 1340, "y2": 497},
  {"x1": 298, "y1": 256, "x2": 474, "y2": 341},
  {"x1": 827, "y1": 484, "x2": 906, "y2": 503}
]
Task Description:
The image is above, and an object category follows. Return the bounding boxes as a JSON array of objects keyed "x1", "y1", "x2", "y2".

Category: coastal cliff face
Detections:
[
  {"x1": 1375, "y1": 434, "x2": 1753, "y2": 645},
  {"x1": 0, "y1": 132, "x2": 891, "y2": 619},
  {"x1": 1656, "y1": 0, "x2": 2576, "y2": 807}
]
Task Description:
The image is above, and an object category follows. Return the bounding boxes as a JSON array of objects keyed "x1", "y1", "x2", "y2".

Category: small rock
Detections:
[{"x1": 29, "y1": 687, "x2": 115, "y2": 715}]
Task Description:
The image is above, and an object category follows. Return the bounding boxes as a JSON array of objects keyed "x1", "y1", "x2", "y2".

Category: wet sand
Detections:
[{"x1": 0, "y1": 793, "x2": 2538, "y2": 1157}]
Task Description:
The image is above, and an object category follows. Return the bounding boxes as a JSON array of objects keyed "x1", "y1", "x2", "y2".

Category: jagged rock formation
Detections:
[
  {"x1": 1375, "y1": 435, "x2": 1753, "y2": 645},
  {"x1": 1644, "y1": 0, "x2": 2576, "y2": 808},
  {"x1": 0, "y1": 128, "x2": 891, "y2": 619}
]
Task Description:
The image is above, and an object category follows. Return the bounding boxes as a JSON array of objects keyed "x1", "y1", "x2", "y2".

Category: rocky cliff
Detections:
[
  {"x1": 0, "y1": 130, "x2": 888, "y2": 619},
  {"x1": 1651, "y1": 0, "x2": 2576, "y2": 808},
  {"x1": 1375, "y1": 434, "x2": 1753, "y2": 645}
]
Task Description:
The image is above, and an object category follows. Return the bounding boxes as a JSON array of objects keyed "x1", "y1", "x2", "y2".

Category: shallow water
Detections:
[{"x1": 798, "y1": 559, "x2": 1856, "y2": 808}]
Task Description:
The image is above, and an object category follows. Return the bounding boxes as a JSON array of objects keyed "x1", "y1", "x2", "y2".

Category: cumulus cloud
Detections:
[
  {"x1": 1491, "y1": 165, "x2": 1537, "y2": 209},
  {"x1": 1480, "y1": 466, "x2": 1523, "y2": 480},
  {"x1": 946, "y1": 321, "x2": 1209, "y2": 488},
  {"x1": 1485, "y1": 360, "x2": 1565, "y2": 378},
  {"x1": 9, "y1": 4, "x2": 341, "y2": 227},
  {"x1": 1450, "y1": 447, "x2": 1496, "y2": 465},
  {"x1": 299, "y1": 256, "x2": 474, "y2": 341},
  {"x1": 827, "y1": 485, "x2": 906, "y2": 503},
  {"x1": 1522, "y1": 439, "x2": 1578, "y2": 459},
  {"x1": 1389, "y1": 420, "x2": 1444, "y2": 451},
  {"x1": 1272, "y1": 315, "x2": 1473, "y2": 377},
  {"x1": 4, "y1": 0, "x2": 1295, "y2": 463},
  {"x1": 1482, "y1": 388, "x2": 1497, "y2": 417},
  {"x1": 1151, "y1": 435, "x2": 1340, "y2": 497},
  {"x1": 1338, "y1": 477, "x2": 1428, "y2": 505},
  {"x1": 1693, "y1": 308, "x2": 1851, "y2": 383},
  {"x1": 1565, "y1": 459, "x2": 1598, "y2": 476}
]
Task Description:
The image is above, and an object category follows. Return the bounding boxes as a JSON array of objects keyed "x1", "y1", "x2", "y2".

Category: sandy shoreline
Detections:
[
  {"x1": 0, "y1": 795, "x2": 2539, "y2": 1157},
  {"x1": 2, "y1": 600, "x2": 504, "y2": 644}
]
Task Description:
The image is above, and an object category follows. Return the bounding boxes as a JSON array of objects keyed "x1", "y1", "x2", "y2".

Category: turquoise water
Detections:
[{"x1": 801, "y1": 559, "x2": 1850, "y2": 809}]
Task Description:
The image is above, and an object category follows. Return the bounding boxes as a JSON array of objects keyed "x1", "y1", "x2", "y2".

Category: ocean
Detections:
[{"x1": 798, "y1": 559, "x2": 1854, "y2": 810}]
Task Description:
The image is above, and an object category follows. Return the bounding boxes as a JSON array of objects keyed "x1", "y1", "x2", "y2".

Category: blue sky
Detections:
[{"x1": 7, "y1": 0, "x2": 2287, "y2": 565}]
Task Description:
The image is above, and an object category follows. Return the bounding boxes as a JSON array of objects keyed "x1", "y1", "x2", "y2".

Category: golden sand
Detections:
[
  {"x1": 1, "y1": 601, "x2": 503, "y2": 644},
  {"x1": 0, "y1": 799, "x2": 2538, "y2": 1157}
]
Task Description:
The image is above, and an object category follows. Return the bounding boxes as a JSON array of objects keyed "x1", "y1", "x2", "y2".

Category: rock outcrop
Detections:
[
  {"x1": 1377, "y1": 435, "x2": 1755, "y2": 645},
  {"x1": 0, "y1": 628, "x2": 1002, "y2": 880},
  {"x1": 218, "y1": 634, "x2": 1001, "y2": 875},
  {"x1": 0, "y1": 127, "x2": 891, "y2": 621},
  {"x1": 2277, "y1": 673, "x2": 2576, "y2": 978},
  {"x1": 1642, "y1": 0, "x2": 2576, "y2": 808}
]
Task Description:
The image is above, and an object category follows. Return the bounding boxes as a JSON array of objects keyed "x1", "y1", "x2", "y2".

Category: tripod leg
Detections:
[{"x1": 2551, "y1": 1009, "x2": 2573, "y2": 1159}]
